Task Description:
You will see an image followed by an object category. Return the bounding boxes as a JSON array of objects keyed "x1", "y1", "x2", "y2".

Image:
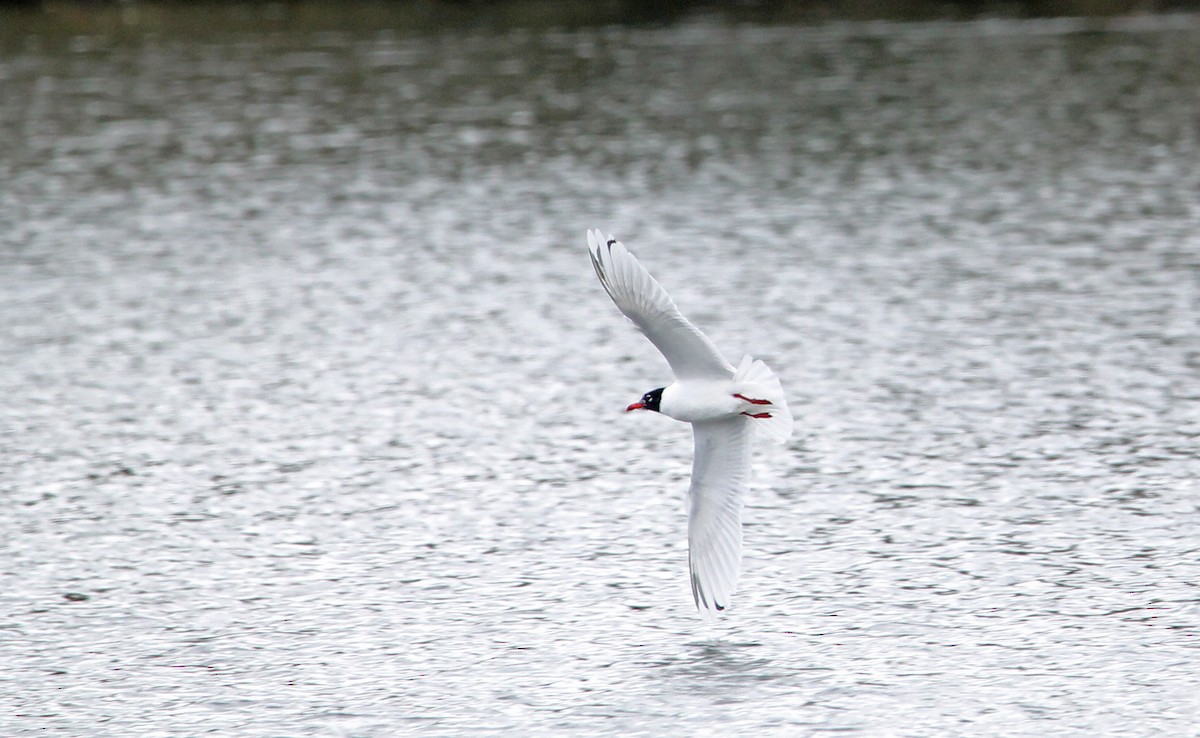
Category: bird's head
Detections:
[{"x1": 626, "y1": 387, "x2": 664, "y2": 413}]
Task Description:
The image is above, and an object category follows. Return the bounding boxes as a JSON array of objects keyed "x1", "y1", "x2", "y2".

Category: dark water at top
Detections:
[{"x1": 1, "y1": 12, "x2": 1198, "y2": 737}]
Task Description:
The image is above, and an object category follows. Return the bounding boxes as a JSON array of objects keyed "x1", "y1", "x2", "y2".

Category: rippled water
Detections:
[{"x1": 2, "y1": 12, "x2": 1199, "y2": 737}]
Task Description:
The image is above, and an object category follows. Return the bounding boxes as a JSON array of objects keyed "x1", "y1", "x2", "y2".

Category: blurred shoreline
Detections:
[{"x1": 2, "y1": 0, "x2": 1199, "y2": 37}]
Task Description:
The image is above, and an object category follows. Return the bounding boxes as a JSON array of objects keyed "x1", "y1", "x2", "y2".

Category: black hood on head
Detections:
[{"x1": 641, "y1": 387, "x2": 664, "y2": 412}]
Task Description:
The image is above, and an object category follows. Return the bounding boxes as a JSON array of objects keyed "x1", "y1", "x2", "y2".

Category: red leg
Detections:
[
  {"x1": 733, "y1": 393, "x2": 772, "y2": 406},
  {"x1": 741, "y1": 411, "x2": 773, "y2": 419}
]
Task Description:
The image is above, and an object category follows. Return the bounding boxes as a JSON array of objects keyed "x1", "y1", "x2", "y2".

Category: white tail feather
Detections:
[{"x1": 733, "y1": 355, "x2": 793, "y2": 443}]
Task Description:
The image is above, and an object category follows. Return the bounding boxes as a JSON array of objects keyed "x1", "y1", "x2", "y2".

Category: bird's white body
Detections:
[
  {"x1": 660, "y1": 381, "x2": 740, "y2": 423},
  {"x1": 587, "y1": 228, "x2": 793, "y2": 614}
]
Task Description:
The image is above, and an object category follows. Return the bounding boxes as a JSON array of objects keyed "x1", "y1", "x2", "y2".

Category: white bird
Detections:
[{"x1": 587, "y1": 229, "x2": 793, "y2": 614}]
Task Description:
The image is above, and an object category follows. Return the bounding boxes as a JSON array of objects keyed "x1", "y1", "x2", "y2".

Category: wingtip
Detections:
[
  {"x1": 691, "y1": 568, "x2": 708, "y2": 611},
  {"x1": 586, "y1": 228, "x2": 616, "y2": 256},
  {"x1": 588, "y1": 226, "x2": 615, "y2": 246},
  {"x1": 689, "y1": 552, "x2": 733, "y2": 615},
  {"x1": 586, "y1": 227, "x2": 627, "y2": 269}
]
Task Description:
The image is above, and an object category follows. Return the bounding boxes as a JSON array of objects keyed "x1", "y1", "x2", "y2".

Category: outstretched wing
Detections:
[
  {"x1": 687, "y1": 416, "x2": 754, "y2": 613},
  {"x1": 588, "y1": 229, "x2": 733, "y2": 381}
]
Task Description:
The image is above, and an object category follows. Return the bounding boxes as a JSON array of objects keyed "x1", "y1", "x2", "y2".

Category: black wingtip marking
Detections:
[
  {"x1": 606, "y1": 238, "x2": 617, "y2": 247},
  {"x1": 691, "y1": 569, "x2": 709, "y2": 611},
  {"x1": 715, "y1": 602, "x2": 725, "y2": 611},
  {"x1": 589, "y1": 247, "x2": 611, "y2": 295}
]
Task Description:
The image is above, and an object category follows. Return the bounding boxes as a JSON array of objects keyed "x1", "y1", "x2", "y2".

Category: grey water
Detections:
[{"x1": 2, "y1": 11, "x2": 1199, "y2": 737}]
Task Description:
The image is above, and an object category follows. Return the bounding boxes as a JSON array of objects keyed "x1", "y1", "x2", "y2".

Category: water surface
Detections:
[{"x1": 2, "y1": 13, "x2": 1199, "y2": 737}]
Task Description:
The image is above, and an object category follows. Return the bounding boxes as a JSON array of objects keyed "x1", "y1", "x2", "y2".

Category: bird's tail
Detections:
[{"x1": 732, "y1": 354, "x2": 793, "y2": 444}]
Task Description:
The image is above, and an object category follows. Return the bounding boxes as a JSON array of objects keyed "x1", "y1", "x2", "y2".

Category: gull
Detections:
[{"x1": 588, "y1": 229, "x2": 792, "y2": 613}]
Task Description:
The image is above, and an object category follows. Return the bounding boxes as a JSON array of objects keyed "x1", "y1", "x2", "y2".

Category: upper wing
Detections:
[
  {"x1": 588, "y1": 229, "x2": 733, "y2": 380},
  {"x1": 687, "y1": 416, "x2": 754, "y2": 613}
]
